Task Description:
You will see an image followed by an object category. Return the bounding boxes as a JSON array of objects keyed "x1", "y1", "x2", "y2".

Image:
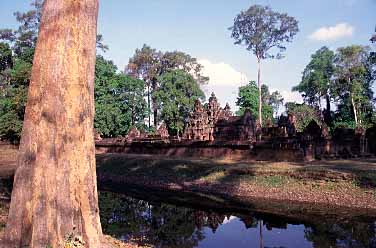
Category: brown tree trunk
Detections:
[
  {"x1": 257, "y1": 58, "x2": 263, "y2": 127},
  {"x1": 2, "y1": 0, "x2": 105, "y2": 247}
]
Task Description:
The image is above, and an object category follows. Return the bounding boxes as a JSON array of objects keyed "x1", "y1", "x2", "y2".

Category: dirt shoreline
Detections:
[
  {"x1": 96, "y1": 153, "x2": 376, "y2": 212},
  {"x1": 98, "y1": 172, "x2": 376, "y2": 214}
]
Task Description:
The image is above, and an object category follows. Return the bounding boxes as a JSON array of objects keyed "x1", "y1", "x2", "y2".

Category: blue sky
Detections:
[{"x1": 1, "y1": 0, "x2": 375, "y2": 110}]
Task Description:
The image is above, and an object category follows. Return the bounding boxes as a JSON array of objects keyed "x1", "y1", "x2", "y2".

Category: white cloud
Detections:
[
  {"x1": 198, "y1": 59, "x2": 249, "y2": 111},
  {"x1": 198, "y1": 59, "x2": 248, "y2": 86},
  {"x1": 197, "y1": 59, "x2": 303, "y2": 113},
  {"x1": 309, "y1": 23, "x2": 354, "y2": 41},
  {"x1": 280, "y1": 90, "x2": 303, "y2": 104}
]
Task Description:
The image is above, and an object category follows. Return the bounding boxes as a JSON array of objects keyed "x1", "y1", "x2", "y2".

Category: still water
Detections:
[{"x1": 99, "y1": 190, "x2": 376, "y2": 248}]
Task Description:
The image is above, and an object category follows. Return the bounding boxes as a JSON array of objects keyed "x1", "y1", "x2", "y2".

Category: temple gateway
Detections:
[{"x1": 183, "y1": 93, "x2": 256, "y2": 142}]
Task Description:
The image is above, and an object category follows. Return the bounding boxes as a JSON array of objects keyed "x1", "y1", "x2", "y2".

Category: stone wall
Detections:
[{"x1": 95, "y1": 140, "x2": 305, "y2": 162}]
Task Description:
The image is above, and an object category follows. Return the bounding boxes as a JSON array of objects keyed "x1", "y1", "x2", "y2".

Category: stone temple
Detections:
[
  {"x1": 96, "y1": 92, "x2": 374, "y2": 161},
  {"x1": 183, "y1": 93, "x2": 255, "y2": 142}
]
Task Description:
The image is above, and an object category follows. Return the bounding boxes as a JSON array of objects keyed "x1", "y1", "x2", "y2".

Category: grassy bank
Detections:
[{"x1": 96, "y1": 153, "x2": 376, "y2": 211}]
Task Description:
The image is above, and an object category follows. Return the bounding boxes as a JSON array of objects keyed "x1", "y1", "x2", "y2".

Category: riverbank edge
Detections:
[{"x1": 97, "y1": 171, "x2": 376, "y2": 218}]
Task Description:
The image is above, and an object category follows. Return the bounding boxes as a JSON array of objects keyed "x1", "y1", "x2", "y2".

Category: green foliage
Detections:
[
  {"x1": 129, "y1": 44, "x2": 209, "y2": 85},
  {"x1": 154, "y1": 69, "x2": 205, "y2": 135},
  {"x1": 293, "y1": 47, "x2": 335, "y2": 108},
  {"x1": 10, "y1": 59, "x2": 32, "y2": 86},
  {"x1": 236, "y1": 81, "x2": 274, "y2": 121},
  {"x1": 293, "y1": 45, "x2": 375, "y2": 129},
  {"x1": 229, "y1": 5, "x2": 299, "y2": 60},
  {"x1": 0, "y1": 1, "x2": 41, "y2": 142},
  {"x1": 332, "y1": 45, "x2": 374, "y2": 126},
  {"x1": 128, "y1": 44, "x2": 209, "y2": 126},
  {"x1": 0, "y1": 42, "x2": 12, "y2": 74},
  {"x1": 94, "y1": 56, "x2": 147, "y2": 138},
  {"x1": 230, "y1": 5, "x2": 298, "y2": 126},
  {"x1": 285, "y1": 102, "x2": 321, "y2": 132}
]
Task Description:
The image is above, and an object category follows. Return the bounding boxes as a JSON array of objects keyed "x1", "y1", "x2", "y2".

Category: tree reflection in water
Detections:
[{"x1": 99, "y1": 191, "x2": 376, "y2": 248}]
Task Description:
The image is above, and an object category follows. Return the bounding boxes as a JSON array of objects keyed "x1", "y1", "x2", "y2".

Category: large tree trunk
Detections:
[
  {"x1": 257, "y1": 58, "x2": 263, "y2": 127},
  {"x1": 2, "y1": 0, "x2": 105, "y2": 247}
]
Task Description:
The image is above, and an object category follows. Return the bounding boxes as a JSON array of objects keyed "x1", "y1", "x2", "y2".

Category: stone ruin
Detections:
[
  {"x1": 214, "y1": 109, "x2": 256, "y2": 142},
  {"x1": 183, "y1": 99, "x2": 210, "y2": 141},
  {"x1": 182, "y1": 92, "x2": 255, "y2": 142},
  {"x1": 94, "y1": 129, "x2": 102, "y2": 141},
  {"x1": 126, "y1": 126, "x2": 141, "y2": 142},
  {"x1": 157, "y1": 123, "x2": 169, "y2": 139},
  {"x1": 95, "y1": 92, "x2": 375, "y2": 161}
]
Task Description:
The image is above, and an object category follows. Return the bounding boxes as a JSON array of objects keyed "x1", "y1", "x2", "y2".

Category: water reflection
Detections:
[{"x1": 99, "y1": 191, "x2": 376, "y2": 248}]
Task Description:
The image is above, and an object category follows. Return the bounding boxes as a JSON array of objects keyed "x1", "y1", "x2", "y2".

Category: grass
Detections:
[
  {"x1": 96, "y1": 153, "x2": 376, "y2": 188},
  {"x1": 251, "y1": 175, "x2": 290, "y2": 187}
]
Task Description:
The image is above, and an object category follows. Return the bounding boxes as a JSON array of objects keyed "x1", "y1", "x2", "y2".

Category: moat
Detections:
[{"x1": 99, "y1": 189, "x2": 376, "y2": 248}]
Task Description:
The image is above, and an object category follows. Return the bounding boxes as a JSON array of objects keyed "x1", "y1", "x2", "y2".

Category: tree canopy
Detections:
[
  {"x1": 94, "y1": 56, "x2": 147, "y2": 137},
  {"x1": 229, "y1": 5, "x2": 299, "y2": 60},
  {"x1": 127, "y1": 44, "x2": 209, "y2": 127},
  {"x1": 292, "y1": 45, "x2": 375, "y2": 129},
  {"x1": 230, "y1": 4, "x2": 298, "y2": 127},
  {"x1": 154, "y1": 69, "x2": 205, "y2": 136}
]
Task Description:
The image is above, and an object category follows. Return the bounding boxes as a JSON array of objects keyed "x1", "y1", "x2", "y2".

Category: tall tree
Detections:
[
  {"x1": 293, "y1": 47, "x2": 335, "y2": 124},
  {"x1": 128, "y1": 44, "x2": 161, "y2": 129},
  {"x1": 3, "y1": 0, "x2": 105, "y2": 247},
  {"x1": 95, "y1": 56, "x2": 147, "y2": 137},
  {"x1": 230, "y1": 5, "x2": 299, "y2": 127},
  {"x1": 332, "y1": 45, "x2": 372, "y2": 126},
  {"x1": 128, "y1": 45, "x2": 208, "y2": 128},
  {"x1": 154, "y1": 69, "x2": 205, "y2": 136}
]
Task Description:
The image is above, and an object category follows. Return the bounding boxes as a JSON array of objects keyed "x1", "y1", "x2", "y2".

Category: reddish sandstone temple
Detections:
[
  {"x1": 96, "y1": 93, "x2": 373, "y2": 161},
  {"x1": 183, "y1": 93, "x2": 256, "y2": 143}
]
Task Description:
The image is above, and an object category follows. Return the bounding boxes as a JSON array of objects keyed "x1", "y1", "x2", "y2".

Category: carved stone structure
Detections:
[
  {"x1": 96, "y1": 92, "x2": 375, "y2": 162},
  {"x1": 94, "y1": 129, "x2": 102, "y2": 141},
  {"x1": 182, "y1": 93, "x2": 244, "y2": 141},
  {"x1": 126, "y1": 126, "x2": 141, "y2": 142},
  {"x1": 183, "y1": 100, "x2": 210, "y2": 140},
  {"x1": 157, "y1": 123, "x2": 169, "y2": 139},
  {"x1": 214, "y1": 109, "x2": 256, "y2": 142}
]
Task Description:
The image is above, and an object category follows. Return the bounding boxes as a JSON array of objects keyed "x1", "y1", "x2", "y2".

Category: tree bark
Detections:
[
  {"x1": 351, "y1": 93, "x2": 358, "y2": 126},
  {"x1": 325, "y1": 93, "x2": 331, "y2": 113},
  {"x1": 257, "y1": 58, "x2": 263, "y2": 127},
  {"x1": 2, "y1": 0, "x2": 104, "y2": 247},
  {"x1": 147, "y1": 83, "x2": 151, "y2": 128},
  {"x1": 152, "y1": 78, "x2": 158, "y2": 127},
  {"x1": 324, "y1": 93, "x2": 332, "y2": 125}
]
